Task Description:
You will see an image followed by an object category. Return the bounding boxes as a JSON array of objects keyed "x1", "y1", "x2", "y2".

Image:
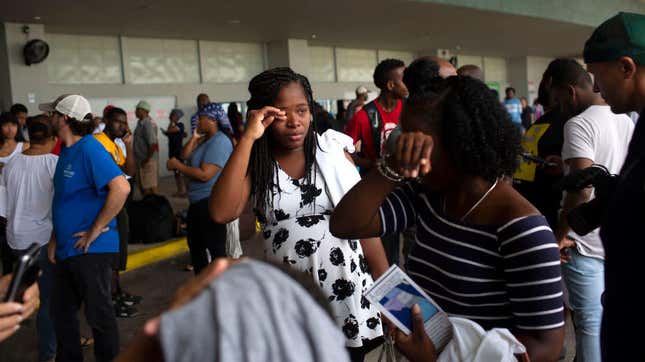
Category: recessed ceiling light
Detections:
[
  {"x1": 227, "y1": 19, "x2": 241, "y2": 24},
  {"x1": 311, "y1": 34, "x2": 317, "y2": 39},
  {"x1": 33, "y1": 16, "x2": 41, "y2": 20}
]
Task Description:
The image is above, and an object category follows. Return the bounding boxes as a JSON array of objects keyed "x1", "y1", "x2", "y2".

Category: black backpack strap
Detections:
[{"x1": 362, "y1": 101, "x2": 382, "y2": 158}]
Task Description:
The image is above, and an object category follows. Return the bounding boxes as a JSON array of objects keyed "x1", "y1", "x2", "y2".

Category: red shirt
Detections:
[
  {"x1": 51, "y1": 138, "x2": 62, "y2": 155},
  {"x1": 345, "y1": 99, "x2": 403, "y2": 160}
]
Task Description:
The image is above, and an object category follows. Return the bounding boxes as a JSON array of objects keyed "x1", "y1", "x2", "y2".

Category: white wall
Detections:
[
  {"x1": 2, "y1": 23, "x2": 49, "y2": 114},
  {"x1": 527, "y1": 56, "x2": 554, "y2": 103}
]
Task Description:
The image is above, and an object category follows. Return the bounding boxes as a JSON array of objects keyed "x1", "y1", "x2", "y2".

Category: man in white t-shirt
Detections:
[
  {"x1": 0, "y1": 114, "x2": 58, "y2": 362},
  {"x1": 552, "y1": 59, "x2": 634, "y2": 362}
]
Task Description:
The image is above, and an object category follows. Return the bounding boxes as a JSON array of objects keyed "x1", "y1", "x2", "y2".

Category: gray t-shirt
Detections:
[
  {"x1": 562, "y1": 105, "x2": 634, "y2": 259},
  {"x1": 133, "y1": 116, "x2": 158, "y2": 163},
  {"x1": 159, "y1": 260, "x2": 349, "y2": 362}
]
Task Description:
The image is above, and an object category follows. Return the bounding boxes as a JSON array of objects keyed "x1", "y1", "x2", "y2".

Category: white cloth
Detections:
[
  {"x1": 0, "y1": 142, "x2": 24, "y2": 167},
  {"x1": 438, "y1": 317, "x2": 526, "y2": 362},
  {"x1": 0, "y1": 153, "x2": 58, "y2": 250},
  {"x1": 115, "y1": 138, "x2": 132, "y2": 180},
  {"x1": 226, "y1": 219, "x2": 242, "y2": 258},
  {"x1": 561, "y1": 105, "x2": 634, "y2": 259},
  {"x1": 315, "y1": 130, "x2": 358, "y2": 207}
]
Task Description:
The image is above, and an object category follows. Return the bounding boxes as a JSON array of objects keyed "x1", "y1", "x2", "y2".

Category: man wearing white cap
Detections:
[
  {"x1": 133, "y1": 100, "x2": 159, "y2": 195},
  {"x1": 344, "y1": 85, "x2": 369, "y2": 126},
  {"x1": 39, "y1": 94, "x2": 130, "y2": 362}
]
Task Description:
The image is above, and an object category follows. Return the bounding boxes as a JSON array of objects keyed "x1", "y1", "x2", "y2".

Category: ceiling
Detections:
[{"x1": 1, "y1": 0, "x2": 594, "y2": 57}]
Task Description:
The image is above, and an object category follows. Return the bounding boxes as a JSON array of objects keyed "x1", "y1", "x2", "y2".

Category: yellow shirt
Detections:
[{"x1": 94, "y1": 132, "x2": 125, "y2": 166}]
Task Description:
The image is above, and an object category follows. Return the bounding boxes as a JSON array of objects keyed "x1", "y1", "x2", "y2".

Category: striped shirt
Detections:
[{"x1": 379, "y1": 182, "x2": 564, "y2": 331}]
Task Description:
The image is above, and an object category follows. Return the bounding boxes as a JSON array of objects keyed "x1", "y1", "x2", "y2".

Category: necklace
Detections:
[{"x1": 443, "y1": 179, "x2": 499, "y2": 222}]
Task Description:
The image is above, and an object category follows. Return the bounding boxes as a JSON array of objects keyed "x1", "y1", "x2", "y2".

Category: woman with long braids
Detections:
[
  {"x1": 331, "y1": 75, "x2": 565, "y2": 362},
  {"x1": 210, "y1": 67, "x2": 386, "y2": 360}
]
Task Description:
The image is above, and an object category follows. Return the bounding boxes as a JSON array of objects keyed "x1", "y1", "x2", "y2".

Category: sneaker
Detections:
[
  {"x1": 114, "y1": 291, "x2": 143, "y2": 306},
  {"x1": 114, "y1": 301, "x2": 139, "y2": 318}
]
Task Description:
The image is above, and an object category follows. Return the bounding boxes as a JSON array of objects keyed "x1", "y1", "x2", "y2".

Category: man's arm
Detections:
[
  {"x1": 122, "y1": 135, "x2": 136, "y2": 177},
  {"x1": 555, "y1": 158, "x2": 594, "y2": 258},
  {"x1": 73, "y1": 176, "x2": 130, "y2": 252},
  {"x1": 144, "y1": 121, "x2": 158, "y2": 164}
]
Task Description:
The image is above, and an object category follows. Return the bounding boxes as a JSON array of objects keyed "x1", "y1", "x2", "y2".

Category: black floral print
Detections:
[
  {"x1": 342, "y1": 315, "x2": 359, "y2": 340},
  {"x1": 273, "y1": 228, "x2": 289, "y2": 253},
  {"x1": 318, "y1": 268, "x2": 328, "y2": 282},
  {"x1": 361, "y1": 295, "x2": 371, "y2": 309},
  {"x1": 295, "y1": 215, "x2": 325, "y2": 228},
  {"x1": 331, "y1": 278, "x2": 355, "y2": 301},
  {"x1": 329, "y1": 247, "x2": 346, "y2": 266},
  {"x1": 274, "y1": 209, "x2": 290, "y2": 222},
  {"x1": 349, "y1": 240, "x2": 358, "y2": 251},
  {"x1": 294, "y1": 238, "x2": 321, "y2": 258},
  {"x1": 359, "y1": 254, "x2": 369, "y2": 273},
  {"x1": 366, "y1": 317, "x2": 380, "y2": 330},
  {"x1": 299, "y1": 184, "x2": 322, "y2": 207},
  {"x1": 261, "y1": 165, "x2": 382, "y2": 347}
]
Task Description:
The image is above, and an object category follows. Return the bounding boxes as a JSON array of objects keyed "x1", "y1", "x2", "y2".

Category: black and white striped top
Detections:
[{"x1": 379, "y1": 182, "x2": 564, "y2": 331}]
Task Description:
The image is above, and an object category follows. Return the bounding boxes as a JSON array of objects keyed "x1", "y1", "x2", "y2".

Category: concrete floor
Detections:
[{"x1": 1, "y1": 176, "x2": 576, "y2": 361}]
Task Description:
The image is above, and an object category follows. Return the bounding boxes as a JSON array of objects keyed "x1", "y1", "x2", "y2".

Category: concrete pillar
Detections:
[
  {"x1": 1, "y1": 22, "x2": 49, "y2": 113},
  {"x1": 508, "y1": 56, "x2": 529, "y2": 99},
  {"x1": 507, "y1": 56, "x2": 554, "y2": 103},
  {"x1": 266, "y1": 38, "x2": 310, "y2": 75}
]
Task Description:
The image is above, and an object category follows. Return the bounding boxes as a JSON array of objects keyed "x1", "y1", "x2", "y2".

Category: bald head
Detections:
[
  {"x1": 423, "y1": 56, "x2": 457, "y2": 78},
  {"x1": 457, "y1": 64, "x2": 484, "y2": 81}
]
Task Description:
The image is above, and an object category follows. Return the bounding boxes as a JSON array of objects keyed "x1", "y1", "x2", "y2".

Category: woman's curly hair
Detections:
[{"x1": 405, "y1": 75, "x2": 522, "y2": 182}]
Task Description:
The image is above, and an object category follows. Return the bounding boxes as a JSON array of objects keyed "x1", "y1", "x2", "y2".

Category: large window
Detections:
[
  {"x1": 47, "y1": 34, "x2": 122, "y2": 84},
  {"x1": 336, "y1": 48, "x2": 377, "y2": 82},
  {"x1": 200, "y1": 41, "x2": 264, "y2": 83},
  {"x1": 377, "y1": 50, "x2": 415, "y2": 66},
  {"x1": 123, "y1": 37, "x2": 199, "y2": 84},
  {"x1": 309, "y1": 46, "x2": 336, "y2": 82}
]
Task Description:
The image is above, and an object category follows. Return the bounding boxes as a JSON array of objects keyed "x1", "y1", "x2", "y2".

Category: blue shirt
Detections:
[
  {"x1": 53, "y1": 136, "x2": 123, "y2": 261},
  {"x1": 504, "y1": 98, "x2": 523, "y2": 125},
  {"x1": 187, "y1": 132, "x2": 233, "y2": 204}
]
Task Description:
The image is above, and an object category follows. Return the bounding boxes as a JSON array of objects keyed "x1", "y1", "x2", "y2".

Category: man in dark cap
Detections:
[{"x1": 584, "y1": 11, "x2": 645, "y2": 361}]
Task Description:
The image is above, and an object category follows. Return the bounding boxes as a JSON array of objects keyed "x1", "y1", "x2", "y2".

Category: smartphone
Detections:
[
  {"x1": 521, "y1": 152, "x2": 557, "y2": 167},
  {"x1": 3, "y1": 243, "x2": 41, "y2": 303}
]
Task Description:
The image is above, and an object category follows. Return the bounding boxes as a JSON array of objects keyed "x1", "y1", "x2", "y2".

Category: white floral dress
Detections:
[{"x1": 257, "y1": 164, "x2": 383, "y2": 348}]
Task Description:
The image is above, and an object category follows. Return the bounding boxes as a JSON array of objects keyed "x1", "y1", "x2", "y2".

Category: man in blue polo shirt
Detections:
[{"x1": 41, "y1": 94, "x2": 130, "y2": 362}]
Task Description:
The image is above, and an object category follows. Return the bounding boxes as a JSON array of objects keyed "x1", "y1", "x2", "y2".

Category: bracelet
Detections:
[{"x1": 377, "y1": 159, "x2": 404, "y2": 182}]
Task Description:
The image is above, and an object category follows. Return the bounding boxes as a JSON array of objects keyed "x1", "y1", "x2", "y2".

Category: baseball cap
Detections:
[
  {"x1": 584, "y1": 12, "x2": 645, "y2": 64},
  {"x1": 136, "y1": 100, "x2": 151, "y2": 112},
  {"x1": 39, "y1": 94, "x2": 92, "y2": 121},
  {"x1": 356, "y1": 86, "x2": 369, "y2": 95}
]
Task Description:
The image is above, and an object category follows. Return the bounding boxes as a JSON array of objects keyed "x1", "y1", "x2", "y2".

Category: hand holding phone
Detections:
[{"x1": 3, "y1": 243, "x2": 40, "y2": 303}]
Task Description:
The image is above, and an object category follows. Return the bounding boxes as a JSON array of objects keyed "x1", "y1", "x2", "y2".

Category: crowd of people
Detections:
[{"x1": 0, "y1": 11, "x2": 643, "y2": 362}]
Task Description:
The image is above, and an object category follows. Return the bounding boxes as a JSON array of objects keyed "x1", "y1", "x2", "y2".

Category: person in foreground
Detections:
[
  {"x1": 331, "y1": 75, "x2": 565, "y2": 362},
  {"x1": 115, "y1": 258, "x2": 351, "y2": 362}
]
